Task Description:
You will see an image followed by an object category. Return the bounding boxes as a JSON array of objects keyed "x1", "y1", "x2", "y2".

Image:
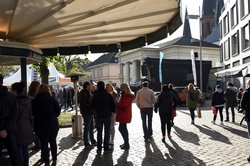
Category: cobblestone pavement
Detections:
[{"x1": 2, "y1": 103, "x2": 250, "y2": 166}]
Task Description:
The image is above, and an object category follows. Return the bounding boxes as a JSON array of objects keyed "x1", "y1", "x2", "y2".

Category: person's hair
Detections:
[
  {"x1": 97, "y1": 81, "x2": 105, "y2": 90},
  {"x1": 239, "y1": 87, "x2": 243, "y2": 91},
  {"x1": 11, "y1": 81, "x2": 26, "y2": 95},
  {"x1": 120, "y1": 83, "x2": 133, "y2": 95},
  {"x1": 28, "y1": 81, "x2": 41, "y2": 97},
  {"x1": 227, "y1": 82, "x2": 233, "y2": 87},
  {"x1": 162, "y1": 84, "x2": 169, "y2": 92},
  {"x1": 168, "y1": 83, "x2": 174, "y2": 89},
  {"x1": 83, "y1": 81, "x2": 91, "y2": 90},
  {"x1": 106, "y1": 83, "x2": 117, "y2": 93},
  {"x1": 37, "y1": 84, "x2": 51, "y2": 96},
  {"x1": 142, "y1": 81, "x2": 149, "y2": 87},
  {"x1": 187, "y1": 83, "x2": 196, "y2": 90}
]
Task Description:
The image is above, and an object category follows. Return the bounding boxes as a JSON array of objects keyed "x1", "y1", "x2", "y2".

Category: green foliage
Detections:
[
  {"x1": 0, "y1": 66, "x2": 19, "y2": 77},
  {"x1": 58, "y1": 112, "x2": 75, "y2": 127}
]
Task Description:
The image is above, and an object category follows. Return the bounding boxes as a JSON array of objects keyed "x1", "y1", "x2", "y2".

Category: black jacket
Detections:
[
  {"x1": 156, "y1": 91, "x2": 173, "y2": 114},
  {"x1": 16, "y1": 95, "x2": 33, "y2": 146},
  {"x1": 32, "y1": 92, "x2": 61, "y2": 133},
  {"x1": 211, "y1": 89, "x2": 225, "y2": 107},
  {"x1": 79, "y1": 89, "x2": 93, "y2": 116},
  {"x1": 92, "y1": 90, "x2": 115, "y2": 118},
  {"x1": 0, "y1": 85, "x2": 17, "y2": 132},
  {"x1": 241, "y1": 87, "x2": 250, "y2": 122}
]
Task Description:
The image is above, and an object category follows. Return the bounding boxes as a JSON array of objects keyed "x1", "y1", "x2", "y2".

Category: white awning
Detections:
[
  {"x1": 214, "y1": 63, "x2": 250, "y2": 77},
  {"x1": 0, "y1": 0, "x2": 181, "y2": 55}
]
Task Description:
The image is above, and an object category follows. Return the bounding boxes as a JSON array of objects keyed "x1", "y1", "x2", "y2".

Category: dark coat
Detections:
[
  {"x1": 92, "y1": 90, "x2": 115, "y2": 119},
  {"x1": 79, "y1": 89, "x2": 93, "y2": 116},
  {"x1": 32, "y1": 92, "x2": 61, "y2": 134},
  {"x1": 116, "y1": 93, "x2": 133, "y2": 123},
  {"x1": 211, "y1": 89, "x2": 225, "y2": 107},
  {"x1": 241, "y1": 87, "x2": 250, "y2": 122},
  {"x1": 0, "y1": 85, "x2": 17, "y2": 133},
  {"x1": 156, "y1": 91, "x2": 173, "y2": 114},
  {"x1": 224, "y1": 87, "x2": 237, "y2": 107},
  {"x1": 16, "y1": 95, "x2": 33, "y2": 146}
]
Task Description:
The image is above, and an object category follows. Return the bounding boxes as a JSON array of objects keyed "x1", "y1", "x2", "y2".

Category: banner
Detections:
[
  {"x1": 191, "y1": 50, "x2": 197, "y2": 85},
  {"x1": 31, "y1": 68, "x2": 38, "y2": 81},
  {"x1": 159, "y1": 51, "x2": 165, "y2": 83}
]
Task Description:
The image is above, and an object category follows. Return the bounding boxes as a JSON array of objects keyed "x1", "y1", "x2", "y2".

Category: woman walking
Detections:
[
  {"x1": 116, "y1": 83, "x2": 134, "y2": 150},
  {"x1": 211, "y1": 85, "x2": 225, "y2": 125},
  {"x1": 11, "y1": 82, "x2": 33, "y2": 166},
  {"x1": 186, "y1": 83, "x2": 199, "y2": 125},
  {"x1": 155, "y1": 84, "x2": 174, "y2": 142},
  {"x1": 32, "y1": 84, "x2": 61, "y2": 166},
  {"x1": 106, "y1": 83, "x2": 119, "y2": 147}
]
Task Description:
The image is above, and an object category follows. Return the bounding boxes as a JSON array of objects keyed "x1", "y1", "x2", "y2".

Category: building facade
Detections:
[
  {"x1": 85, "y1": 52, "x2": 119, "y2": 86},
  {"x1": 219, "y1": 0, "x2": 250, "y2": 88}
]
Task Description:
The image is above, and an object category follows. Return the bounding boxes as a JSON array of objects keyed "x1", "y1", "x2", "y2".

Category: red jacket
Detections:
[{"x1": 116, "y1": 94, "x2": 133, "y2": 123}]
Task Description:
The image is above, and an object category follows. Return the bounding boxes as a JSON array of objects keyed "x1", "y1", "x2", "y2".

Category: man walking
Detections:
[
  {"x1": 92, "y1": 81, "x2": 115, "y2": 153},
  {"x1": 224, "y1": 83, "x2": 237, "y2": 122},
  {"x1": 135, "y1": 81, "x2": 156, "y2": 140},
  {"x1": 0, "y1": 74, "x2": 20, "y2": 166}
]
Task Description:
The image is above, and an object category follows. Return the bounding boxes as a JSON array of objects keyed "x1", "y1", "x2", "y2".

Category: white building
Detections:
[
  {"x1": 85, "y1": 52, "x2": 119, "y2": 86},
  {"x1": 217, "y1": 0, "x2": 250, "y2": 88}
]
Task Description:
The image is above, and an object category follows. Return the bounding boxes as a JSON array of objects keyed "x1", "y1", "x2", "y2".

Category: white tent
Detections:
[{"x1": 3, "y1": 63, "x2": 72, "y2": 86}]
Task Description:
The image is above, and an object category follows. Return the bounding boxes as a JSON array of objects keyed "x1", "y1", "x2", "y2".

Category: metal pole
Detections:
[{"x1": 199, "y1": 6, "x2": 203, "y2": 91}]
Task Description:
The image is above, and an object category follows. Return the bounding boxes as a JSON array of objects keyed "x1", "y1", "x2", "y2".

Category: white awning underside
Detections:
[{"x1": 0, "y1": 0, "x2": 180, "y2": 49}]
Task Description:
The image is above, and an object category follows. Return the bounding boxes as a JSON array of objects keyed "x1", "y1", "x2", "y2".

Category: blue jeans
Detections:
[
  {"x1": 119, "y1": 123, "x2": 129, "y2": 145},
  {"x1": 83, "y1": 114, "x2": 96, "y2": 145},
  {"x1": 18, "y1": 145, "x2": 29, "y2": 166},
  {"x1": 96, "y1": 117, "x2": 111, "y2": 150},
  {"x1": 189, "y1": 108, "x2": 195, "y2": 121},
  {"x1": 140, "y1": 108, "x2": 153, "y2": 138},
  {"x1": 247, "y1": 121, "x2": 250, "y2": 139},
  {"x1": 225, "y1": 106, "x2": 235, "y2": 121}
]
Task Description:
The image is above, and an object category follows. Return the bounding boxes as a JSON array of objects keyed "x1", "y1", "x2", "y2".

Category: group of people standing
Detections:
[{"x1": 0, "y1": 75, "x2": 61, "y2": 166}]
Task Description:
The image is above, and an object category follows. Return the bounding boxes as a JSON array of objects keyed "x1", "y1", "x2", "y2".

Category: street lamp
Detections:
[{"x1": 187, "y1": 6, "x2": 203, "y2": 91}]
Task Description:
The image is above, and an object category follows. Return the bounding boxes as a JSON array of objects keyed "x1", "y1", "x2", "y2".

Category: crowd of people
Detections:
[{"x1": 0, "y1": 72, "x2": 250, "y2": 165}]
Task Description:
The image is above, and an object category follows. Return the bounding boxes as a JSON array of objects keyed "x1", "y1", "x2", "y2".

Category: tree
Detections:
[{"x1": 0, "y1": 66, "x2": 19, "y2": 77}]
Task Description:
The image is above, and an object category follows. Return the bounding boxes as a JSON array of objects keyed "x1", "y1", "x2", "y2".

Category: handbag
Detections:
[
  {"x1": 212, "y1": 106, "x2": 217, "y2": 115},
  {"x1": 172, "y1": 107, "x2": 176, "y2": 118},
  {"x1": 197, "y1": 107, "x2": 202, "y2": 118}
]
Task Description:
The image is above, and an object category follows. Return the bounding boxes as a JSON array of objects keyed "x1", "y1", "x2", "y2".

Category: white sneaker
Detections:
[
  {"x1": 211, "y1": 120, "x2": 215, "y2": 124},
  {"x1": 220, "y1": 121, "x2": 224, "y2": 125}
]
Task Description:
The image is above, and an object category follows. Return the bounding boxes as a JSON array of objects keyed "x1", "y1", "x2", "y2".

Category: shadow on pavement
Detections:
[
  {"x1": 195, "y1": 125, "x2": 232, "y2": 144},
  {"x1": 165, "y1": 139, "x2": 206, "y2": 166},
  {"x1": 173, "y1": 126, "x2": 200, "y2": 145},
  {"x1": 115, "y1": 150, "x2": 133, "y2": 166},
  {"x1": 72, "y1": 148, "x2": 92, "y2": 166},
  {"x1": 221, "y1": 125, "x2": 248, "y2": 139},
  {"x1": 58, "y1": 134, "x2": 80, "y2": 150},
  {"x1": 142, "y1": 139, "x2": 169, "y2": 165},
  {"x1": 91, "y1": 151, "x2": 113, "y2": 166}
]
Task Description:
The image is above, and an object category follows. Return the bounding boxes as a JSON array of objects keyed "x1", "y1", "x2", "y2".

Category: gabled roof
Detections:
[
  {"x1": 86, "y1": 52, "x2": 118, "y2": 68},
  {"x1": 158, "y1": 36, "x2": 220, "y2": 49}
]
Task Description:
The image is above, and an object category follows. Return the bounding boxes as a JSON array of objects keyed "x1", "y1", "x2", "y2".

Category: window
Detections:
[
  {"x1": 220, "y1": 45, "x2": 223, "y2": 62},
  {"x1": 231, "y1": 31, "x2": 239, "y2": 56},
  {"x1": 219, "y1": 22, "x2": 222, "y2": 39},
  {"x1": 233, "y1": 61, "x2": 240, "y2": 67},
  {"x1": 223, "y1": 14, "x2": 229, "y2": 34},
  {"x1": 242, "y1": 23, "x2": 250, "y2": 50},
  {"x1": 240, "y1": 0, "x2": 250, "y2": 18},
  {"x1": 224, "y1": 39, "x2": 230, "y2": 60},
  {"x1": 243, "y1": 56, "x2": 250, "y2": 63},
  {"x1": 92, "y1": 70, "x2": 95, "y2": 77},
  {"x1": 231, "y1": 4, "x2": 238, "y2": 28},
  {"x1": 225, "y1": 64, "x2": 230, "y2": 69},
  {"x1": 231, "y1": 4, "x2": 238, "y2": 27}
]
